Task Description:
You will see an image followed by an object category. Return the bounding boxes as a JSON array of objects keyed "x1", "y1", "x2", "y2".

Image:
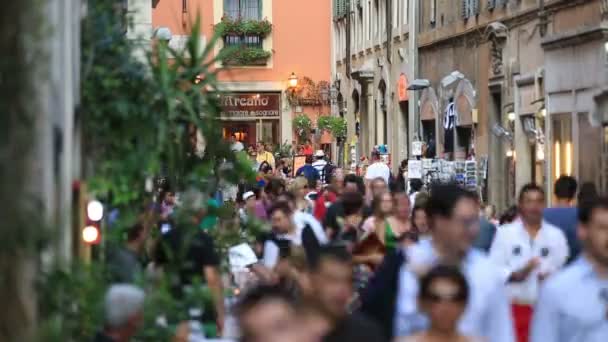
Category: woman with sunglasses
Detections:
[{"x1": 397, "y1": 265, "x2": 481, "y2": 342}]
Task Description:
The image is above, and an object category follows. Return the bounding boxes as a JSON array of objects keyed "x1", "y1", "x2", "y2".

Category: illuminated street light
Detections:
[{"x1": 82, "y1": 225, "x2": 100, "y2": 244}]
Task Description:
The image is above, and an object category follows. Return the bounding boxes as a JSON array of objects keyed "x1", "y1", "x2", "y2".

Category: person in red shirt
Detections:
[
  {"x1": 314, "y1": 169, "x2": 344, "y2": 221},
  {"x1": 301, "y1": 140, "x2": 314, "y2": 156}
]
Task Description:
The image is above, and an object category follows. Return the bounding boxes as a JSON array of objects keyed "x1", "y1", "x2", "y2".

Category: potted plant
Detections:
[{"x1": 221, "y1": 47, "x2": 272, "y2": 66}]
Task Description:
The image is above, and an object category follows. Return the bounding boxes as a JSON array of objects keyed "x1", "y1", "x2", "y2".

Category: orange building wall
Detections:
[{"x1": 152, "y1": 0, "x2": 331, "y2": 84}]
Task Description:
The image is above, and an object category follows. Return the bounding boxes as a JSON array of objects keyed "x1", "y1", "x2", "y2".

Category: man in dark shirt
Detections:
[
  {"x1": 543, "y1": 175, "x2": 580, "y2": 263},
  {"x1": 154, "y1": 200, "x2": 225, "y2": 334},
  {"x1": 310, "y1": 246, "x2": 385, "y2": 342},
  {"x1": 296, "y1": 155, "x2": 320, "y2": 183},
  {"x1": 106, "y1": 222, "x2": 147, "y2": 283}
]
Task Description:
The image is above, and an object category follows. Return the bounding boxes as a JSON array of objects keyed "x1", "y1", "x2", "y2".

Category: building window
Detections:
[
  {"x1": 367, "y1": 1, "x2": 372, "y2": 40},
  {"x1": 374, "y1": 0, "x2": 379, "y2": 38},
  {"x1": 224, "y1": 0, "x2": 260, "y2": 20},
  {"x1": 403, "y1": 0, "x2": 408, "y2": 26}
]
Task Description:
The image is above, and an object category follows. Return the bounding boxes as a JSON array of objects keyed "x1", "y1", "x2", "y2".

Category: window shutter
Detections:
[
  {"x1": 461, "y1": 0, "x2": 469, "y2": 19},
  {"x1": 487, "y1": 0, "x2": 496, "y2": 10},
  {"x1": 333, "y1": 0, "x2": 339, "y2": 18}
]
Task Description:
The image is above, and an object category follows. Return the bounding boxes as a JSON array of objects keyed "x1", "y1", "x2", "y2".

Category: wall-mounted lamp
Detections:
[
  {"x1": 288, "y1": 72, "x2": 298, "y2": 89},
  {"x1": 506, "y1": 149, "x2": 514, "y2": 158},
  {"x1": 507, "y1": 111, "x2": 516, "y2": 122}
]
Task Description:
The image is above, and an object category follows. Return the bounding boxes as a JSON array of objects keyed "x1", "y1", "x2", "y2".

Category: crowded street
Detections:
[{"x1": 3, "y1": 1, "x2": 608, "y2": 342}]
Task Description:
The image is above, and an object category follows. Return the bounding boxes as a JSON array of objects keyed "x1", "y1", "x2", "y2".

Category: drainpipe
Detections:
[{"x1": 408, "y1": 0, "x2": 419, "y2": 156}]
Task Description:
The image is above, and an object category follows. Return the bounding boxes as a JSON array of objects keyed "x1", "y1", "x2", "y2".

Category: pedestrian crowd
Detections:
[{"x1": 98, "y1": 143, "x2": 608, "y2": 342}]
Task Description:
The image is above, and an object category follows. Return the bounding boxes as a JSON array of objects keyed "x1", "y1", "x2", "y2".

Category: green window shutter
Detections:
[
  {"x1": 333, "y1": 0, "x2": 338, "y2": 18},
  {"x1": 461, "y1": 0, "x2": 469, "y2": 19},
  {"x1": 488, "y1": 0, "x2": 496, "y2": 11}
]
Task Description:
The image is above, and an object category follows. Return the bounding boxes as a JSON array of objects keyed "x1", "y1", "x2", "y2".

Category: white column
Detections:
[{"x1": 128, "y1": 0, "x2": 152, "y2": 62}]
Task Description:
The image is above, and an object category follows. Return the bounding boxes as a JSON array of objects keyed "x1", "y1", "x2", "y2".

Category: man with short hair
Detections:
[
  {"x1": 296, "y1": 155, "x2": 320, "y2": 183},
  {"x1": 106, "y1": 222, "x2": 147, "y2": 283},
  {"x1": 154, "y1": 190, "x2": 225, "y2": 333},
  {"x1": 392, "y1": 184, "x2": 514, "y2": 342},
  {"x1": 531, "y1": 196, "x2": 608, "y2": 342},
  {"x1": 310, "y1": 246, "x2": 384, "y2": 342},
  {"x1": 490, "y1": 184, "x2": 568, "y2": 342},
  {"x1": 94, "y1": 284, "x2": 145, "y2": 342},
  {"x1": 229, "y1": 134, "x2": 244, "y2": 152},
  {"x1": 312, "y1": 150, "x2": 329, "y2": 184},
  {"x1": 235, "y1": 284, "x2": 300, "y2": 342},
  {"x1": 263, "y1": 202, "x2": 326, "y2": 269},
  {"x1": 256, "y1": 141, "x2": 275, "y2": 166},
  {"x1": 543, "y1": 175, "x2": 580, "y2": 262}
]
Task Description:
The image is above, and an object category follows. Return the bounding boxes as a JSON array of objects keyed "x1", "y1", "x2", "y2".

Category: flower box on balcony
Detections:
[
  {"x1": 214, "y1": 17, "x2": 272, "y2": 38},
  {"x1": 221, "y1": 47, "x2": 272, "y2": 66}
]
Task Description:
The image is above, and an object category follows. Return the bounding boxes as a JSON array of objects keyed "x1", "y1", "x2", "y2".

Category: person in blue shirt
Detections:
[
  {"x1": 531, "y1": 196, "x2": 608, "y2": 342},
  {"x1": 543, "y1": 176, "x2": 581, "y2": 263},
  {"x1": 295, "y1": 155, "x2": 320, "y2": 183}
]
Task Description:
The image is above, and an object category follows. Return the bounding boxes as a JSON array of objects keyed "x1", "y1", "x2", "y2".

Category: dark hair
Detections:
[
  {"x1": 410, "y1": 179, "x2": 424, "y2": 193},
  {"x1": 518, "y1": 183, "x2": 545, "y2": 203},
  {"x1": 310, "y1": 245, "x2": 352, "y2": 272},
  {"x1": 234, "y1": 284, "x2": 295, "y2": 319},
  {"x1": 578, "y1": 182, "x2": 599, "y2": 205},
  {"x1": 578, "y1": 196, "x2": 608, "y2": 225},
  {"x1": 268, "y1": 201, "x2": 293, "y2": 217},
  {"x1": 258, "y1": 161, "x2": 272, "y2": 173},
  {"x1": 264, "y1": 177, "x2": 285, "y2": 197},
  {"x1": 554, "y1": 176, "x2": 578, "y2": 200},
  {"x1": 342, "y1": 191, "x2": 364, "y2": 216},
  {"x1": 426, "y1": 184, "x2": 478, "y2": 219},
  {"x1": 127, "y1": 222, "x2": 145, "y2": 242},
  {"x1": 305, "y1": 155, "x2": 314, "y2": 164},
  {"x1": 344, "y1": 174, "x2": 365, "y2": 194},
  {"x1": 499, "y1": 205, "x2": 519, "y2": 225},
  {"x1": 277, "y1": 190, "x2": 297, "y2": 204},
  {"x1": 419, "y1": 265, "x2": 469, "y2": 303}
]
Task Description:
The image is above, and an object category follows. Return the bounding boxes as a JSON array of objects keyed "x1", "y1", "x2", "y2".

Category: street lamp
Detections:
[{"x1": 154, "y1": 27, "x2": 172, "y2": 42}]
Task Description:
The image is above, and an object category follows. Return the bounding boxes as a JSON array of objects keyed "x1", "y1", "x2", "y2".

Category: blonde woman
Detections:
[{"x1": 289, "y1": 176, "x2": 315, "y2": 214}]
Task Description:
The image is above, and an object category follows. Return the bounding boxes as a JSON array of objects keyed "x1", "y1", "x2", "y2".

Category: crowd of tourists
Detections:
[{"x1": 97, "y1": 144, "x2": 608, "y2": 342}]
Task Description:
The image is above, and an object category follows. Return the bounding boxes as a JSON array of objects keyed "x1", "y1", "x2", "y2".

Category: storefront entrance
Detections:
[{"x1": 219, "y1": 92, "x2": 281, "y2": 149}]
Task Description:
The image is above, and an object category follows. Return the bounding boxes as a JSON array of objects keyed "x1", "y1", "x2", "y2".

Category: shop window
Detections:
[
  {"x1": 422, "y1": 120, "x2": 436, "y2": 158},
  {"x1": 552, "y1": 114, "x2": 573, "y2": 179},
  {"x1": 224, "y1": 0, "x2": 260, "y2": 20}
]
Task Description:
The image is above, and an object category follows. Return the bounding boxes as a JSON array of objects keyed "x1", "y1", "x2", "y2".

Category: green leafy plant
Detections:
[
  {"x1": 36, "y1": 1, "x2": 257, "y2": 340},
  {"x1": 214, "y1": 16, "x2": 272, "y2": 38},
  {"x1": 222, "y1": 46, "x2": 272, "y2": 66},
  {"x1": 316, "y1": 116, "x2": 347, "y2": 139},
  {"x1": 293, "y1": 114, "x2": 313, "y2": 141}
]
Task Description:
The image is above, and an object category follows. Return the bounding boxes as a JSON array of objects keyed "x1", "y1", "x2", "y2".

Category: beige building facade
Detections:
[{"x1": 333, "y1": 0, "x2": 608, "y2": 209}]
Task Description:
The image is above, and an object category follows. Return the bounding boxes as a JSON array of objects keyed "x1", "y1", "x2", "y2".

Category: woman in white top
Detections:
[
  {"x1": 289, "y1": 176, "x2": 315, "y2": 214},
  {"x1": 396, "y1": 265, "x2": 482, "y2": 342}
]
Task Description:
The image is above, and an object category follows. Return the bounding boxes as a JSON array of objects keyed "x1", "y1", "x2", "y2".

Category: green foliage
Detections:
[
  {"x1": 294, "y1": 114, "x2": 313, "y2": 141},
  {"x1": 38, "y1": 1, "x2": 258, "y2": 340},
  {"x1": 316, "y1": 115, "x2": 347, "y2": 139},
  {"x1": 222, "y1": 46, "x2": 272, "y2": 66},
  {"x1": 214, "y1": 17, "x2": 272, "y2": 37},
  {"x1": 274, "y1": 141, "x2": 294, "y2": 159}
]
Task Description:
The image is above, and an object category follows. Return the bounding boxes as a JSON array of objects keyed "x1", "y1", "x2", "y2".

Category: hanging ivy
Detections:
[{"x1": 316, "y1": 115, "x2": 347, "y2": 139}]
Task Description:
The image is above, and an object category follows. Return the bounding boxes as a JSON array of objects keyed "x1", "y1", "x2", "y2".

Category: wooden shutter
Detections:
[{"x1": 487, "y1": 0, "x2": 496, "y2": 10}]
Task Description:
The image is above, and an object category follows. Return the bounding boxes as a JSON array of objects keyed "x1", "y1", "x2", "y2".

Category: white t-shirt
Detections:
[
  {"x1": 365, "y1": 162, "x2": 391, "y2": 184},
  {"x1": 231, "y1": 141, "x2": 244, "y2": 152}
]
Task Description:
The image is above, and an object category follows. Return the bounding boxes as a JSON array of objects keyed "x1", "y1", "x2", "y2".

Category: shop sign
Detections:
[
  {"x1": 219, "y1": 93, "x2": 280, "y2": 118},
  {"x1": 398, "y1": 74, "x2": 409, "y2": 102}
]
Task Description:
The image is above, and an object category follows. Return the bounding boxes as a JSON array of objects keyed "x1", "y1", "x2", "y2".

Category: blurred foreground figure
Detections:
[
  {"x1": 397, "y1": 265, "x2": 482, "y2": 342},
  {"x1": 531, "y1": 196, "x2": 608, "y2": 342},
  {"x1": 310, "y1": 246, "x2": 385, "y2": 342},
  {"x1": 235, "y1": 285, "x2": 301, "y2": 342},
  {"x1": 392, "y1": 184, "x2": 514, "y2": 342},
  {"x1": 94, "y1": 284, "x2": 145, "y2": 342}
]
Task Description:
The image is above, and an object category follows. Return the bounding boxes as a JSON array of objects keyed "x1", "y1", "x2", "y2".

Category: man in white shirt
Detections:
[
  {"x1": 229, "y1": 134, "x2": 244, "y2": 152},
  {"x1": 365, "y1": 150, "x2": 390, "y2": 185},
  {"x1": 489, "y1": 183, "x2": 568, "y2": 342},
  {"x1": 393, "y1": 184, "x2": 514, "y2": 342}
]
